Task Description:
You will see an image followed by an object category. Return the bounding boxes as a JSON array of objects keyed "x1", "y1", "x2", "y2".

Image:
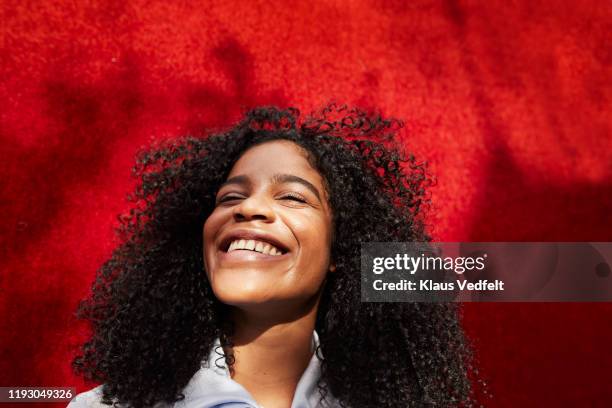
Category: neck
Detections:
[{"x1": 227, "y1": 297, "x2": 319, "y2": 408}]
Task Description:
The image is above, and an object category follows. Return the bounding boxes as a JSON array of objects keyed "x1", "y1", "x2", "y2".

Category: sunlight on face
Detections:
[{"x1": 203, "y1": 140, "x2": 334, "y2": 313}]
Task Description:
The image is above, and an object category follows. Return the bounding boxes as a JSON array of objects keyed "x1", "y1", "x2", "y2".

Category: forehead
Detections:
[{"x1": 228, "y1": 140, "x2": 320, "y2": 181}]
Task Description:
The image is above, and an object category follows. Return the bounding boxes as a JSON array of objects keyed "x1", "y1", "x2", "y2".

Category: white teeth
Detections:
[{"x1": 227, "y1": 239, "x2": 283, "y2": 256}]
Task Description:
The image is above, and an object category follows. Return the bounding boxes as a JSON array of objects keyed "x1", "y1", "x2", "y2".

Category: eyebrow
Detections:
[
  {"x1": 219, "y1": 173, "x2": 322, "y2": 201},
  {"x1": 220, "y1": 175, "x2": 250, "y2": 189},
  {"x1": 272, "y1": 174, "x2": 322, "y2": 200}
]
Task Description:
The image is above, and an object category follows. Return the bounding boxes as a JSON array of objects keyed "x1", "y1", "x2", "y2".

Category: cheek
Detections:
[
  {"x1": 204, "y1": 207, "x2": 227, "y2": 237},
  {"x1": 203, "y1": 211, "x2": 225, "y2": 258},
  {"x1": 203, "y1": 214, "x2": 214, "y2": 240},
  {"x1": 293, "y1": 216, "x2": 333, "y2": 269},
  {"x1": 202, "y1": 217, "x2": 213, "y2": 249}
]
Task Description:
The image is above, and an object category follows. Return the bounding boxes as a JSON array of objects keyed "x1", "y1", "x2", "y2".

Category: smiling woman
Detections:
[
  {"x1": 69, "y1": 105, "x2": 476, "y2": 408},
  {"x1": 204, "y1": 141, "x2": 334, "y2": 311}
]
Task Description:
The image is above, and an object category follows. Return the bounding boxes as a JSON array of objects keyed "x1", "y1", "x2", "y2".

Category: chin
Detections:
[
  {"x1": 210, "y1": 277, "x2": 277, "y2": 305},
  {"x1": 214, "y1": 289, "x2": 268, "y2": 306}
]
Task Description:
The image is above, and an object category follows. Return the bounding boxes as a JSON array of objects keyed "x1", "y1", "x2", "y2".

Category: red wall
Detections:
[{"x1": 1, "y1": 1, "x2": 610, "y2": 406}]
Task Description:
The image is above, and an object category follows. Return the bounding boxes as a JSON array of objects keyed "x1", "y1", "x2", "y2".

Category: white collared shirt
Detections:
[{"x1": 68, "y1": 331, "x2": 339, "y2": 408}]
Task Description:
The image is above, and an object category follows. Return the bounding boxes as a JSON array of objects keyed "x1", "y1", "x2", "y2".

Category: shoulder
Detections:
[
  {"x1": 66, "y1": 385, "x2": 110, "y2": 408},
  {"x1": 66, "y1": 386, "x2": 174, "y2": 408}
]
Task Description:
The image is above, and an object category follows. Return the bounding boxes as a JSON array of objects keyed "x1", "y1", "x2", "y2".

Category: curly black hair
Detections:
[{"x1": 72, "y1": 104, "x2": 476, "y2": 407}]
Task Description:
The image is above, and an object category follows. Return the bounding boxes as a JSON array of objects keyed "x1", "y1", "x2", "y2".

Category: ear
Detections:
[{"x1": 329, "y1": 263, "x2": 336, "y2": 273}]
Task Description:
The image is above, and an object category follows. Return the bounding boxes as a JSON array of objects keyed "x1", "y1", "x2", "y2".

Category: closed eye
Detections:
[
  {"x1": 279, "y1": 193, "x2": 307, "y2": 203},
  {"x1": 217, "y1": 194, "x2": 245, "y2": 204}
]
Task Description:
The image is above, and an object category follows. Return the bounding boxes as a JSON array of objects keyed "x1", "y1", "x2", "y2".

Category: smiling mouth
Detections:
[{"x1": 225, "y1": 239, "x2": 286, "y2": 256}]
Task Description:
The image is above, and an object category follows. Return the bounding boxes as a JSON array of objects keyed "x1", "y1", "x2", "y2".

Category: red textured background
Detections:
[{"x1": 1, "y1": 1, "x2": 611, "y2": 407}]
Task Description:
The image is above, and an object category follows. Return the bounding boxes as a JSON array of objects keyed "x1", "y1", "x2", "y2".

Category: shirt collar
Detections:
[{"x1": 175, "y1": 331, "x2": 333, "y2": 408}]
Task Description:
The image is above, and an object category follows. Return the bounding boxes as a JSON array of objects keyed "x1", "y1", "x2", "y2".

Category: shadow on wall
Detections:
[{"x1": 0, "y1": 36, "x2": 289, "y2": 386}]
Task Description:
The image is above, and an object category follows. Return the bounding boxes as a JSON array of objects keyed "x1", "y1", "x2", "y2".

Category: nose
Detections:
[{"x1": 232, "y1": 193, "x2": 276, "y2": 223}]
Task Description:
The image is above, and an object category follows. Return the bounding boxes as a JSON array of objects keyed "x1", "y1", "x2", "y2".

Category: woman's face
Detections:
[{"x1": 203, "y1": 140, "x2": 334, "y2": 312}]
